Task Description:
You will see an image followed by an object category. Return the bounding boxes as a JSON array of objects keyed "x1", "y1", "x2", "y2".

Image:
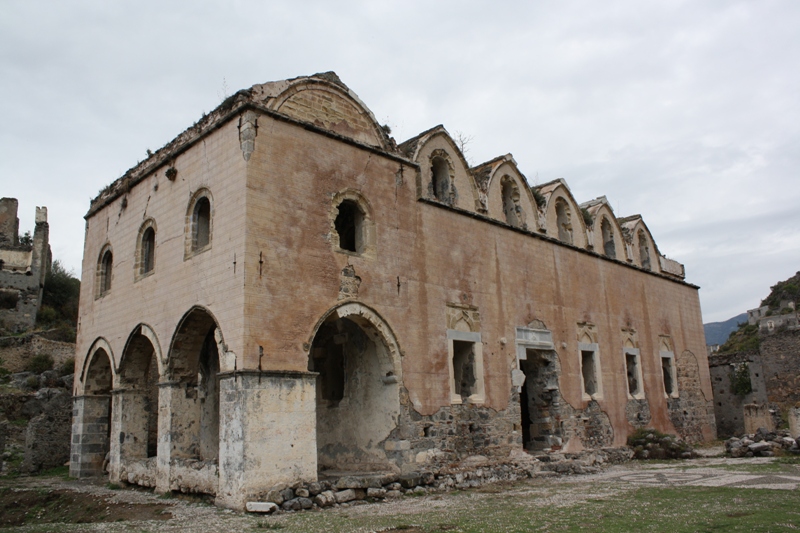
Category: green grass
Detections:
[{"x1": 254, "y1": 483, "x2": 800, "y2": 533}]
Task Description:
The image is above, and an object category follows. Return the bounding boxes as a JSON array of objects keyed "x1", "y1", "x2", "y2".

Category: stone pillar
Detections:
[
  {"x1": 155, "y1": 381, "x2": 202, "y2": 493},
  {"x1": 69, "y1": 395, "x2": 111, "y2": 478},
  {"x1": 215, "y1": 371, "x2": 318, "y2": 510},
  {"x1": 743, "y1": 403, "x2": 773, "y2": 434},
  {"x1": 108, "y1": 389, "x2": 149, "y2": 483},
  {"x1": 789, "y1": 407, "x2": 800, "y2": 439}
]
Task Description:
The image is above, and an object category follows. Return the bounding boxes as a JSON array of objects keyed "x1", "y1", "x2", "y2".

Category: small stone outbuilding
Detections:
[{"x1": 70, "y1": 72, "x2": 716, "y2": 509}]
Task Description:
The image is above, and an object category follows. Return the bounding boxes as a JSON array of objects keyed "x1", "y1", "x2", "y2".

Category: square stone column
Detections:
[
  {"x1": 108, "y1": 389, "x2": 150, "y2": 483},
  {"x1": 69, "y1": 395, "x2": 111, "y2": 478},
  {"x1": 215, "y1": 370, "x2": 318, "y2": 510},
  {"x1": 155, "y1": 381, "x2": 201, "y2": 493}
]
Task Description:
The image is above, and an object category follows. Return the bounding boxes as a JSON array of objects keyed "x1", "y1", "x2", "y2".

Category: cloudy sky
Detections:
[{"x1": 1, "y1": 0, "x2": 798, "y2": 323}]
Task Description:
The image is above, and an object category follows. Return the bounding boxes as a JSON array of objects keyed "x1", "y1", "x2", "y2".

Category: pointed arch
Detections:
[
  {"x1": 400, "y1": 127, "x2": 480, "y2": 212},
  {"x1": 79, "y1": 337, "x2": 115, "y2": 393},
  {"x1": 619, "y1": 215, "x2": 661, "y2": 272},
  {"x1": 580, "y1": 197, "x2": 624, "y2": 259},
  {"x1": 535, "y1": 179, "x2": 588, "y2": 248},
  {"x1": 476, "y1": 155, "x2": 539, "y2": 230}
]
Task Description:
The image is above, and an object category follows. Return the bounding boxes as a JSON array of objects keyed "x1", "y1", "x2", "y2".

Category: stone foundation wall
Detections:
[
  {"x1": 758, "y1": 330, "x2": 800, "y2": 410},
  {"x1": 23, "y1": 388, "x2": 72, "y2": 472},
  {"x1": 0, "y1": 333, "x2": 75, "y2": 373},
  {"x1": 668, "y1": 351, "x2": 717, "y2": 442}
]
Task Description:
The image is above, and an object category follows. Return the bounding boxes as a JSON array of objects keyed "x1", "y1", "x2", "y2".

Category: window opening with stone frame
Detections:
[
  {"x1": 447, "y1": 329, "x2": 485, "y2": 405},
  {"x1": 192, "y1": 196, "x2": 211, "y2": 251},
  {"x1": 601, "y1": 217, "x2": 616, "y2": 259},
  {"x1": 661, "y1": 351, "x2": 677, "y2": 396},
  {"x1": 137, "y1": 221, "x2": 156, "y2": 277},
  {"x1": 334, "y1": 199, "x2": 364, "y2": 254},
  {"x1": 555, "y1": 198, "x2": 573, "y2": 244},
  {"x1": 501, "y1": 176, "x2": 522, "y2": 228},
  {"x1": 579, "y1": 342, "x2": 602, "y2": 399},
  {"x1": 624, "y1": 348, "x2": 643, "y2": 398},
  {"x1": 97, "y1": 247, "x2": 113, "y2": 297},
  {"x1": 638, "y1": 229, "x2": 651, "y2": 270},
  {"x1": 431, "y1": 155, "x2": 451, "y2": 203}
]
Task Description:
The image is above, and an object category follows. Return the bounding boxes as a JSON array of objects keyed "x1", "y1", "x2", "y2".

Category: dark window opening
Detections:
[
  {"x1": 334, "y1": 200, "x2": 364, "y2": 253},
  {"x1": 601, "y1": 218, "x2": 616, "y2": 259},
  {"x1": 638, "y1": 230, "x2": 651, "y2": 270},
  {"x1": 581, "y1": 349, "x2": 597, "y2": 396},
  {"x1": 142, "y1": 227, "x2": 155, "y2": 274},
  {"x1": 100, "y1": 250, "x2": 113, "y2": 295},
  {"x1": 0, "y1": 289, "x2": 19, "y2": 309},
  {"x1": 625, "y1": 352, "x2": 640, "y2": 395},
  {"x1": 661, "y1": 356, "x2": 674, "y2": 394},
  {"x1": 431, "y1": 156, "x2": 450, "y2": 202},
  {"x1": 193, "y1": 197, "x2": 211, "y2": 250},
  {"x1": 452, "y1": 340, "x2": 476, "y2": 400}
]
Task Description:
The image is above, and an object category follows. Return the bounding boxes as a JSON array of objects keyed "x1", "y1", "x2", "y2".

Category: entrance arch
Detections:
[
  {"x1": 307, "y1": 302, "x2": 402, "y2": 474},
  {"x1": 117, "y1": 325, "x2": 161, "y2": 460},
  {"x1": 70, "y1": 339, "x2": 114, "y2": 478},
  {"x1": 166, "y1": 307, "x2": 222, "y2": 464}
]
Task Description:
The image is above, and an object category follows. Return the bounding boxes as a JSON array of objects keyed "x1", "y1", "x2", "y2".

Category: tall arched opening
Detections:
[
  {"x1": 167, "y1": 307, "x2": 221, "y2": 464},
  {"x1": 111, "y1": 325, "x2": 161, "y2": 485},
  {"x1": 308, "y1": 303, "x2": 402, "y2": 475},
  {"x1": 70, "y1": 342, "x2": 114, "y2": 478}
]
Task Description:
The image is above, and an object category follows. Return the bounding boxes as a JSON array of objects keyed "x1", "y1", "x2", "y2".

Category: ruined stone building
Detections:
[
  {"x1": 70, "y1": 72, "x2": 716, "y2": 508},
  {"x1": 0, "y1": 198, "x2": 50, "y2": 333}
]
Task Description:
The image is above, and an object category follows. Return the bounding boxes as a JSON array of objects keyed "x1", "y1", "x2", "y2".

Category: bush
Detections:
[
  {"x1": 58, "y1": 357, "x2": 75, "y2": 376},
  {"x1": 25, "y1": 353, "x2": 54, "y2": 374},
  {"x1": 37, "y1": 260, "x2": 80, "y2": 332},
  {"x1": 730, "y1": 363, "x2": 752, "y2": 396}
]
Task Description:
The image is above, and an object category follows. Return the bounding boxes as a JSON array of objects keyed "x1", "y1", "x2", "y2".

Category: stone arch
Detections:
[
  {"x1": 306, "y1": 301, "x2": 402, "y2": 473},
  {"x1": 330, "y1": 189, "x2": 376, "y2": 258},
  {"x1": 95, "y1": 243, "x2": 113, "y2": 299},
  {"x1": 601, "y1": 217, "x2": 617, "y2": 259},
  {"x1": 72, "y1": 339, "x2": 114, "y2": 478},
  {"x1": 117, "y1": 324, "x2": 162, "y2": 459},
  {"x1": 477, "y1": 157, "x2": 539, "y2": 229},
  {"x1": 184, "y1": 188, "x2": 213, "y2": 259},
  {"x1": 537, "y1": 180, "x2": 588, "y2": 248},
  {"x1": 429, "y1": 149, "x2": 456, "y2": 205},
  {"x1": 166, "y1": 306, "x2": 224, "y2": 464},
  {"x1": 135, "y1": 218, "x2": 157, "y2": 279}
]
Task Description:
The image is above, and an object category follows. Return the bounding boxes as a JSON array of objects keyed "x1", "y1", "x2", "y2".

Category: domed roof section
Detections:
[{"x1": 251, "y1": 72, "x2": 391, "y2": 150}]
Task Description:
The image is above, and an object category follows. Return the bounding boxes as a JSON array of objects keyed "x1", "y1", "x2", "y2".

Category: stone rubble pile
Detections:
[
  {"x1": 247, "y1": 448, "x2": 633, "y2": 514},
  {"x1": 725, "y1": 427, "x2": 799, "y2": 458},
  {"x1": 627, "y1": 429, "x2": 696, "y2": 460}
]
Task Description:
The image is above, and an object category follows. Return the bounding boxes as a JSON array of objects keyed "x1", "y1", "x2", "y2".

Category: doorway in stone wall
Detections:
[
  {"x1": 520, "y1": 349, "x2": 562, "y2": 451},
  {"x1": 308, "y1": 305, "x2": 401, "y2": 475}
]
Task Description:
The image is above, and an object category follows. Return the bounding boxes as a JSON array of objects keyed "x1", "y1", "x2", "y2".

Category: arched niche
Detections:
[
  {"x1": 620, "y1": 216, "x2": 661, "y2": 272},
  {"x1": 403, "y1": 128, "x2": 479, "y2": 212},
  {"x1": 264, "y1": 76, "x2": 390, "y2": 150},
  {"x1": 306, "y1": 301, "x2": 402, "y2": 474},
  {"x1": 481, "y1": 158, "x2": 539, "y2": 230},
  {"x1": 538, "y1": 180, "x2": 588, "y2": 248},
  {"x1": 581, "y1": 198, "x2": 624, "y2": 259}
]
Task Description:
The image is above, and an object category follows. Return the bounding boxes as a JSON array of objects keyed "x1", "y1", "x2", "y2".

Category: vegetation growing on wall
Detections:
[
  {"x1": 729, "y1": 363, "x2": 753, "y2": 396},
  {"x1": 761, "y1": 271, "x2": 800, "y2": 310},
  {"x1": 36, "y1": 260, "x2": 80, "y2": 342},
  {"x1": 718, "y1": 323, "x2": 759, "y2": 354}
]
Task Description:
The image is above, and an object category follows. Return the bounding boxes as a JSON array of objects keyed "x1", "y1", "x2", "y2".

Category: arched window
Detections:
[
  {"x1": 136, "y1": 219, "x2": 157, "y2": 278},
  {"x1": 601, "y1": 218, "x2": 616, "y2": 259},
  {"x1": 96, "y1": 246, "x2": 113, "y2": 298},
  {"x1": 431, "y1": 155, "x2": 451, "y2": 203},
  {"x1": 185, "y1": 189, "x2": 213, "y2": 259},
  {"x1": 638, "y1": 230, "x2": 651, "y2": 270},
  {"x1": 193, "y1": 197, "x2": 211, "y2": 250},
  {"x1": 555, "y1": 198, "x2": 573, "y2": 244},
  {"x1": 334, "y1": 200, "x2": 364, "y2": 253},
  {"x1": 501, "y1": 177, "x2": 522, "y2": 228}
]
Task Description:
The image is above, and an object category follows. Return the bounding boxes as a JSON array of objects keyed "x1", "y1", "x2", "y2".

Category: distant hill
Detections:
[{"x1": 704, "y1": 313, "x2": 747, "y2": 345}]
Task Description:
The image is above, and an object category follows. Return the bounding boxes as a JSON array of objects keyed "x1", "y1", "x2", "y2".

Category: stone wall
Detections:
[
  {"x1": 0, "y1": 200, "x2": 50, "y2": 333},
  {"x1": 667, "y1": 351, "x2": 717, "y2": 443},
  {"x1": 0, "y1": 332, "x2": 75, "y2": 373},
  {"x1": 758, "y1": 330, "x2": 800, "y2": 410}
]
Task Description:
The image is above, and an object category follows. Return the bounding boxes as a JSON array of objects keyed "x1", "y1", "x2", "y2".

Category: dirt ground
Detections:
[{"x1": 1, "y1": 447, "x2": 798, "y2": 533}]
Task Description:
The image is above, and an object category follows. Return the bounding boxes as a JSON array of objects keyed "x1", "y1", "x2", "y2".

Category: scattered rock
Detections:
[{"x1": 246, "y1": 502, "x2": 277, "y2": 513}]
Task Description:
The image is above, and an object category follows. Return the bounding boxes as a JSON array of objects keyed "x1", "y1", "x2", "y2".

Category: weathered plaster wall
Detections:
[{"x1": 74, "y1": 120, "x2": 247, "y2": 392}]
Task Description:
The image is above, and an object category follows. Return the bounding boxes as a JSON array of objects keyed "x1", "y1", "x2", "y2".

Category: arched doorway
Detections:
[
  {"x1": 116, "y1": 326, "x2": 160, "y2": 465},
  {"x1": 308, "y1": 303, "x2": 402, "y2": 474},
  {"x1": 70, "y1": 342, "x2": 114, "y2": 477},
  {"x1": 167, "y1": 307, "x2": 221, "y2": 464}
]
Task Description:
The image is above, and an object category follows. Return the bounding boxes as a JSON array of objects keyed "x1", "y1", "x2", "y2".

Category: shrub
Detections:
[
  {"x1": 25, "y1": 353, "x2": 54, "y2": 374},
  {"x1": 730, "y1": 363, "x2": 752, "y2": 396},
  {"x1": 58, "y1": 357, "x2": 75, "y2": 376}
]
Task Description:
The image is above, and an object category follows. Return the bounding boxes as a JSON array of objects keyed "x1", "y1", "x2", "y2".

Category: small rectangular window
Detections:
[
  {"x1": 624, "y1": 348, "x2": 643, "y2": 398},
  {"x1": 661, "y1": 354, "x2": 676, "y2": 396},
  {"x1": 579, "y1": 342, "x2": 602, "y2": 400},
  {"x1": 447, "y1": 329, "x2": 485, "y2": 405},
  {"x1": 581, "y1": 350, "x2": 597, "y2": 396}
]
